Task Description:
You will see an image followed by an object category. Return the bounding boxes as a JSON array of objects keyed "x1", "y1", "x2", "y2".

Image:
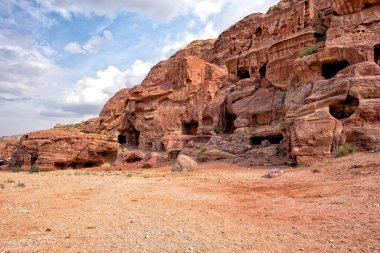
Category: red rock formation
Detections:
[
  {"x1": 5, "y1": 0, "x2": 380, "y2": 169},
  {"x1": 8, "y1": 128, "x2": 119, "y2": 171}
]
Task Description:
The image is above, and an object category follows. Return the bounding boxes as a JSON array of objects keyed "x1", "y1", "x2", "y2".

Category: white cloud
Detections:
[
  {"x1": 54, "y1": 60, "x2": 154, "y2": 115},
  {"x1": 33, "y1": 0, "x2": 249, "y2": 22},
  {"x1": 192, "y1": 1, "x2": 223, "y2": 22},
  {"x1": 159, "y1": 21, "x2": 218, "y2": 58},
  {"x1": 0, "y1": 45, "x2": 63, "y2": 96},
  {"x1": 64, "y1": 30, "x2": 113, "y2": 54},
  {"x1": 64, "y1": 42, "x2": 85, "y2": 54}
]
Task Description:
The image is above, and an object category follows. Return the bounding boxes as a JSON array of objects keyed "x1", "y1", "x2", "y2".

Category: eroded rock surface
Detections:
[{"x1": 3, "y1": 0, "x2": 380, "y2": 170}]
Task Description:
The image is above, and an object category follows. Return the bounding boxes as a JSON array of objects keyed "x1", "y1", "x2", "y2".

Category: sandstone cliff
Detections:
[{"x1": 4, "y1": 0, "x2": 380, "y2": 170}]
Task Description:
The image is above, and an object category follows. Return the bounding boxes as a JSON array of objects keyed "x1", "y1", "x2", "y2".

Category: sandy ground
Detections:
[{"x1": 0, "y1": 152, "x2": 379, "y2": 253}]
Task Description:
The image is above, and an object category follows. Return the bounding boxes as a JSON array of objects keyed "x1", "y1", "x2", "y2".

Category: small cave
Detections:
[
  {"x1": 182, "y1": 120, "x2": 199, "y2": 135},
  {"x1": 259, "y1": 64, "x2": 267, "y2": 78},
  {"x1": 255, "y1": 27, "x2": 263, "y2": 38},
  {"x1": 315, "y1": 33, "x2": 326, "y2": 43},
  {"x1": 224, "y1": 111, "x2": 237, "y2": 134},
  {"x1": 54, "y1": 162, "x2": 68, "y2": 170},
  {"x1": 118, "y1": 135, "x2": 127, "y2": 145},
  {"x1": 0, "y1": 160, "x2": 5, "y2": 166},
  {"x1": 119, "y1": 128, "x2": 140, "y2": 147},
  {"x1": 83, "y1": 161, "x2": 102, "y2": 168},
  {"x1": 251, "y1": 134, "x2": 284, "y2": 146},
  {"x1": 375, "y1": 44, "x2": 380, "y2": 65},
  {"x1": 202, "y1": 116, "x2": 214, "y2": 126},
  {"x1": 68, "y1": 161, "x2": 103, "y2": 169},
  {"x1": 30, "y1": 155, "x2": 38, "y2": 166},
  {"x1": 322, "y1": 60, "x2": 349, "y2": 79},
  {"x1": 364, "y1": 3, "x2": 375, "y2": 9},
  {"x1": 329, "y1": 95, "x2": 359, "y2": 120},
  {"x1": 237, "y1": 68, "x2": 250, "y2": 80},
  {"x1": 126, "y1": 155, "x2": 143, "y2": 163}
]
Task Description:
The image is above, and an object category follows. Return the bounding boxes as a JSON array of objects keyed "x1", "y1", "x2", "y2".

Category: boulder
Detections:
[{"x1": 175, "y1": 154, "x2": 198, "y2": 172}]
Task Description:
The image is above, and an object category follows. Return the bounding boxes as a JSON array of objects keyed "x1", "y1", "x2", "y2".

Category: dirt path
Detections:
[{"x1": 0, "y1": 152, "x2": 379, "y2": 253}]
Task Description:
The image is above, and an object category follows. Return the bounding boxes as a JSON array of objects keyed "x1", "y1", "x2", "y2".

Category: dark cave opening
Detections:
[
  {"x1": 54, "y1": 162, "x2": 67, "y2": 170},
  {"x1": 224, "y1": 111, "x2": 237, "y2": 134},
  {"x1": 251, "y1": 134, "x2": 284, "y2": 146},
  {"x1": 0, "y1": 160, "x2": 5, "y2": 166},
  {"x1": 329, "y1": 95, "x2": 359, "y2": 120},
  {"x1": 237, "y1": 68, "x2": 250, "y2": 80},
  {"x1": 322, "y1": 60, "x2": 349, "y2": 79},
  {"x1": 255, "y1": 27, "x2": 263, "y2": 38},
  {"x1": 83, "y1": 161, "x2": 101, "y2": 168},
  {"x1": 364, "y1": 3, "x2": 375, "y2": 9},
  {"x1": 118, "y1": 135, "x2": 127, "y2": 145},
  {"x1": 67, "y1": 161, "x2": 103, "y2": 169},
  {"x1": 375, "y1": 44, "x2": 380, "y2": 65},
  {"x1": 120, "y1": 128, "x2": 140, "y2": 147},
  {"x1": 30, "y1": 155, "x2": 38, "y2": 166},
  {"x1": 126, "y1": 155, "x2": 143, "y2": 163},
  {"x1": 259, "y1": 63, "x2": 267, "y2": 78},
  {"x1": 314, "y1": 33, "x2": 326, "y2": 43},
  {"x1": 182, "y1": 120, "x2": 199, "y2": 135}
]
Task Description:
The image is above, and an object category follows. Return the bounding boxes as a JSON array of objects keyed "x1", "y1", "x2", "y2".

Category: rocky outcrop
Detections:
[
  {"x1": 171, "y1": 154, "x2": 198, "y2": 172},
  {"x1": 0, "y1": 135, "x2": 20, "y2": 167},
  {"x1": 8, "y1": 128, "x2": 119, "y2": 171},
  {"x1": 3, "y1": 0, "x2": 380, "y2": 170}
]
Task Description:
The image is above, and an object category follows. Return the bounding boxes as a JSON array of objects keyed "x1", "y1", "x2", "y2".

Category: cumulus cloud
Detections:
[
  {"x1": 160, "y1": 22, "x2": 218, "y2": 58},
  {"x1": 51, "y1": 60, "x2": 154, "y2": 115},
  {"x1": 33, "y1": 0, "x2": 243, "y2": 22},
  {"x1": 0, "y1": 45, "x2": 63, "y2": 96},
  {"x1": 64, "y1": 30, "x2": 113, "y2": 54},
  {"x1": 192, "y1": 1, "x2": 224, "y2": 22}
]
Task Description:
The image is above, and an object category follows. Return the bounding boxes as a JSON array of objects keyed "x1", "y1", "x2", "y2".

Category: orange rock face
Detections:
[
  {"x1": 8, "y1": 128, "x2": 119, "y2": 171},
  {"x1": 4, "y1": 0, "x2": 380, "y2": 169}
]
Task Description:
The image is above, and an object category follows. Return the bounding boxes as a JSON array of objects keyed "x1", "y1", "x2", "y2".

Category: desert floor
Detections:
[{"x1": 0, "y1": 152, "x2": 379, "y2": 253}]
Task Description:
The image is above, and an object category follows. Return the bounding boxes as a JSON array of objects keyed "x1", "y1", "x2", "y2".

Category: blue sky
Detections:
[{"x1": 0, "y1": 0, "x2": 278, "y2": 136}]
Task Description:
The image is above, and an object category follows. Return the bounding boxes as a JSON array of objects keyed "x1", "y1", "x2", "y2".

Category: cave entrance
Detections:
[
  {"x1": 68, "y1": 161, "x2": 103, "y2": 169},
  {"x1": 0, "y1": 160, "x2": 4, "y2": 166},
  {"x1": 375, "y1": 44, "x2": 380, "y2": 65},
  {"x1": 329, "y1": 95, "x2": 359, "y2": 120},
  {"x1": 126, "y1": 155, "x2": 143, "y2": 163},
  {"x1": 237, "y1": 68, "x2": 250, "y2": 80},
  {"x1": 224, "y1": 111, "x2": 237, "y2": 134},
  {"x1": 251, "y1": 134, "x2": 284, "y2": 145},
  {"x1": 182, "y1": 120, "x2": 199, "y2": 135},
  {"x1": 54, "y1": 162, "x2": 67, "y2": 170},
  {"x1": 120, "y1": 127, "x2": 140, "y2": 147},
  {"x1": 255, "y1": 27, "x2": 263, "y2": 38},
  {"x1": 259, "y1": 63, "x2": 267, "y2": 78},
  {"x1": 30, "y1": 155, "x2": 38, "y2": 166},
  {"x1": 322, "y1": 60, "x2": 349, "y2": 79},
  {"x1": 118, "y1": 135, "x2": 127, "y2": 145}
]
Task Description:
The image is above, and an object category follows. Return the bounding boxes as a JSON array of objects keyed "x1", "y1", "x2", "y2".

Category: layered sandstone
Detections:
[
  {"x1": 8, "y1": 127, "x2": 119, "y2": 170},
  {"x1": 3, "y1": 0, "x2": 380, "y2": 170}
]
